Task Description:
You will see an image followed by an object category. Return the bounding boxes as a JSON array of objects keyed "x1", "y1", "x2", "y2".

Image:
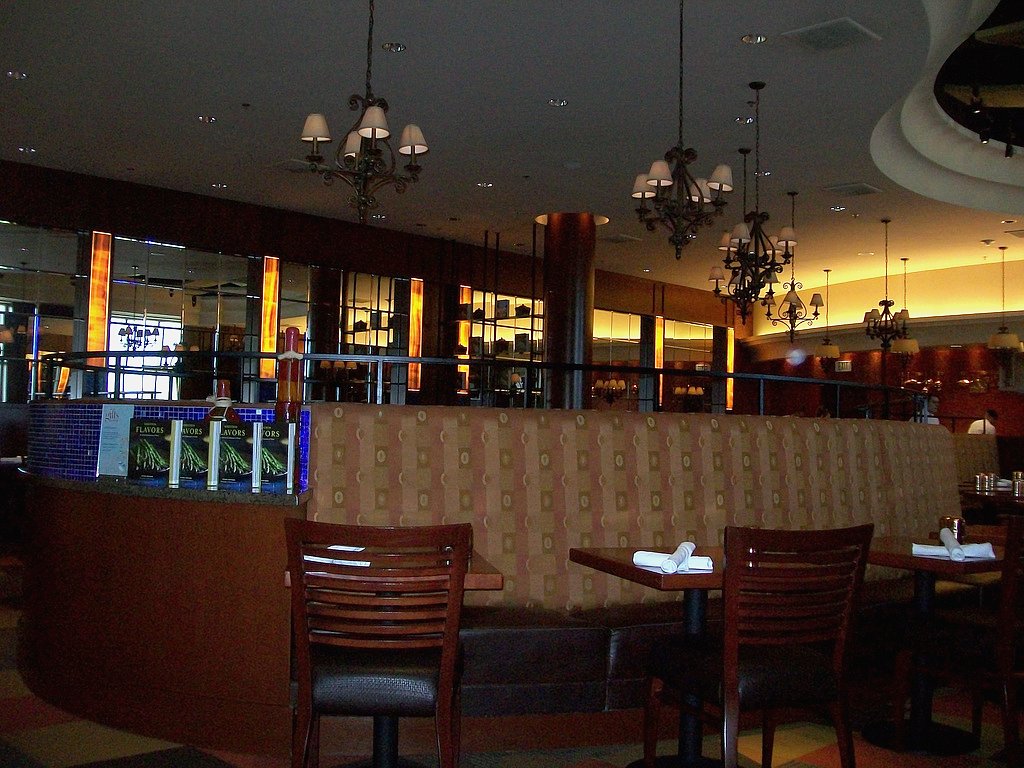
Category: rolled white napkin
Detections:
[
  {"x1": 911, "y1": 528, "x2": 996, "y2": 561},
  {"x1": 633, "y1": 542, "x2": 714, "y2": 573}
]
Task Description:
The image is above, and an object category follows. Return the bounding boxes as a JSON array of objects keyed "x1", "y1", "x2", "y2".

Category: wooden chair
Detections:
[
  {"x1": 643, "y1": 524, "x2": 874, "y2": 768},
  {"x1": 284, "y1": 519, "x2": 472, "y2": 768},
  {"x1": 891, "y1": 517, "x2": 1024, "y2": 765}
]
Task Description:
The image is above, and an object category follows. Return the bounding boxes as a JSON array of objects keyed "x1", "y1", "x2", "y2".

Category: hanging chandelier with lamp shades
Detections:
[
  {"x1": 891, "y1": 257, "x2": 920, "y2": 356},
  {"x1": 987, "y1": 246, "x2": 1019, "y2": 351},
  {"x1": 300, "y1": 0, "x2": 428, "y2": 224},
  {"x1": 814, "y1": 269, "x2": 841, "y2": 360},
  {"x1": 709, "y1": 83, "x2": 793, "y2": 324},
  {"x1": 630, "y1": 0, "x2": 733, "y2": 259},
  {"x1": 863, "y1": 218, "x2": 910, "y2": 350},
  {"x1": 763, "y1": 191, "x2": 822, "y2": 341}
]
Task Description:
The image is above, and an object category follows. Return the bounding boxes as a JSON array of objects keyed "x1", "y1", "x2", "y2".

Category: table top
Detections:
[
  {"x1": 467, "y1": 551, "x2": 504, "y2": 591},
  {"x1": 958, "y1": 485, "x2": 1024, "y2": 506},
  {"x1": 569, "y1": 546, "x2": 723, "y2": 591},
  {"x1": 571, "y1": 536, "x2": 1004, "y2": 591}
]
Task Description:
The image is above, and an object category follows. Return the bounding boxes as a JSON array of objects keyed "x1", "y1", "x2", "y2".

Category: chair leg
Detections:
[
  {"x1": 972, "y1": 683, "x2": 985, "y2": 741},
  {"x1": 828, "y1": 698, "x2": 856, "y2": 768},
  {"x1": 293, "y1": 701, "x2": 313, "y2": 768},
  {"x1": 436, "y1": 698, "x2": 458, "y2": 768},
  {"x1": 1000, "y1": 681, "x2": 1022, "y2": 768},
  {"x1": 722, "y1": 695, "x2": 740, "y2": 768},
  {"x1": 643, "y1": 676, "x2": 664, "y2": 768},
  {"x1": 761, "y1": 710, "x2": 776, "y2": 768}
]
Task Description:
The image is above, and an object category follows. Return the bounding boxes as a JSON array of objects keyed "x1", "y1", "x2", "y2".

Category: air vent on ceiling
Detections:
[
  {"x1": 601, "y1": 233, "x2": 643, "y2": 244},
  {"x1": 1006, "y1": 229, "x2": 1024, "y2": 238},
  {"x1": 781, "y1": 17, "x2": 881, "y2": 51},
  {"x1": 822, "y1": 181, "x2": 881, "y2": 197}
]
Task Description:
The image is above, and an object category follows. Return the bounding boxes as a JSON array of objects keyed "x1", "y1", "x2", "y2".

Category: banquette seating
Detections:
[{"x1": 306, "y1": 403, "x2": 962, "y2": 717}]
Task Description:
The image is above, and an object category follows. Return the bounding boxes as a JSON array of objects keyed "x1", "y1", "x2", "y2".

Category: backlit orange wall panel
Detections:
[
  {"x1": 260, "y1": 256, "x2": 280, "y2": 379},
  {"x1": 409, "y1": 278, "x2": 423, "y2": 391},
  {"x1": 86, "y1": 232, "x2": 112, "y2": 366}
]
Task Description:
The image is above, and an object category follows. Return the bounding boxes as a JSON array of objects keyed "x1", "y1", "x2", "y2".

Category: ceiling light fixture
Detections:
[
  {"x1": 299, "y1": 0, "x2": 427, "y2": 224},
  {"x1": 863, "y1": 218, "x2": 909, "y2": 351},
  {"x1": 891, "y1": 257, "x2": 920, "y2": 356},
  {"x1": 741, "y1": 33, "x2": 767, "y2": 44},
  {"x1": 814, "y1": 269, "x2": 841, "y2": 360},
  {"x1": 548, "y1": 98, "x2": 568, "y2": 107},
  {"x1": 763, "y1": 192, "x2": 822, "y2": 341},
  {"x1": 988, "y1": 245, "x2": 1019, "y2": 351},
  {"x1": 630, "y1": 0, "x2": 733, "y2": 259},
  {"x1": 708, "y1": 83, "x2": 792, "y2": 323}
]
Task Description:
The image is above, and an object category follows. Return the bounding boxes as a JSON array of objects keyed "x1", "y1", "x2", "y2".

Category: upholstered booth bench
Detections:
[{"x1": 307, "y1": 404, "x2": 961, "y2": 716}]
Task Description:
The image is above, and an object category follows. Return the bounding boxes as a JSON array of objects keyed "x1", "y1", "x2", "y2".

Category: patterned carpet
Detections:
[{"x1": 0, "y1": 553, "x2": 1016, "y2": 768}]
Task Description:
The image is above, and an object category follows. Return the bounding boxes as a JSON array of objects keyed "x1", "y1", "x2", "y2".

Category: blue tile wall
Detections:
[{"x1": 27, "y1": 403, "x2": 310, "y2": 491}]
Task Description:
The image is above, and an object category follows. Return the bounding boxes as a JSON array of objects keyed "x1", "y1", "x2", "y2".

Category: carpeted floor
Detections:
[{"x1": 0, "y1": 553, "x2": 1017, "y2": 768}]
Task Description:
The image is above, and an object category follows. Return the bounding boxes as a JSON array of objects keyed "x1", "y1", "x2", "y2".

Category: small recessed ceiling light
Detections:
[
  {"x1": 17, "y1": 146, "x2": 36, "y2": 154},
  {"x1": 476, "y1": 181, "x2": 493, "y2": 188},
  {"x1": 735, "y1": 116, "x2": 755, "y2": 124},
  {"x1": 741, "y1": 34, "x2": 767, "y2": 44},
  {"x1": 641, "y1": 267, "x2": 651, "y2": 273},
  {"x1": 211, "y1": 182, "x2": 228, "y2": 189},
  {"x1": 981, "y1": 239, "x2": 995, "y2": 246},
  {"x1": 857, "y1": 251, "x2": 875, "y2": 256},
  {"x1": 1003, "y1": 219, "x2": 1016, "y2": 224},
  {"x1": 448, "y1": 216, "x2": 460, "y2": 222},
  {"x1": 371, "y1": 213, "x2": 387, "y2": 220},
  {"x1": 5, "y1": 70, "x2": 27, "y2": 80},
  {"x1": 756, "y1": 170, "x2": 771, "y2": 177},
  {"x1": 950, "y1": 344, "x2": 963, "y2": 348},
  {"x1": 513, "y1": 242, "x2": 526, "y2": 248},
  {"x1": 830, "y1": 205, "x2": 847, "y2": 212},
  {"x1": 382, "y1": 42, "x2": 406, "y2": 52},
  {"x1": 197, "y1": 115, "x2": 217, "y2": 124},
  {"x1": 548, "y1": 98, "x2": 568, "y2": 107}
]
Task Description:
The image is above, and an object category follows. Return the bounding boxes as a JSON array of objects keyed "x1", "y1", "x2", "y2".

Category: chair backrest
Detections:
[
  {"x1": 722, "y1": 524, "x2": 874, "y2": 672},
  {"x1": 994, "y1": 516, "x2": 1024, "y2": 675},
  {"x1": 284, "y1": 519, "x2": 472, "y2": 671}
]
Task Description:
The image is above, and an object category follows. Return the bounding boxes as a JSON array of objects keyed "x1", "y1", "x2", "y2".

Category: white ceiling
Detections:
[{"x1": 1, "y1": 0, "x2": 1021, "y2": 294}]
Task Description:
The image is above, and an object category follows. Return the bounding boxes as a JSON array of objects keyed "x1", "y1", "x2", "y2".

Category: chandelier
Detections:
[
  {"x1": 119, "y1": 265, "x2": 160, "y2": 352},
  {"x1": 709, "y1": 84, "x2": 792, "y2": 323},
  {"x1": 863, "y1": 218, "x2": 910, "y2": 350},
  {"x1": 763, "y1": 191, "x2": 822, "y2": 341},
  {"x1": 300, "y1": 0, "x2": 428, "y2": 224},
  {"x1": 891, "y1": 257, "x2": 920, "y2": 356},
  {"x1": 987, "y1": 246, "x2": 1019, "y2": 350},
  {"x1": 630, "y1": 0, "x2": 732, "y2": 259},
  {"x1": 814, "y1": 268, "x2": 841, "y2": 360}
]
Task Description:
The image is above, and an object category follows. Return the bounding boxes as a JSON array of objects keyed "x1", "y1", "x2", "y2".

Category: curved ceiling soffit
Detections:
[{"x1": 870, "y1": 0, "x2": 1024, "y2": 214}]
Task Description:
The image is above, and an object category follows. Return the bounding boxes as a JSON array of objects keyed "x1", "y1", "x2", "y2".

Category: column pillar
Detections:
[{"x1": 542, "y1": 213, "x2": 596, "y2": 409}]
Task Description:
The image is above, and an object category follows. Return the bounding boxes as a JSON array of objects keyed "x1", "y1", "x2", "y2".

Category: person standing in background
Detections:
[{"x1": 967, "y1": 408, "x2": 998, "y2": 434}]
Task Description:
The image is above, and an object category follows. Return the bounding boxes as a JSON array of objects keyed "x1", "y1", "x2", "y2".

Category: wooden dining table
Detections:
[
  {"x1": 571, "y1": 536, "x2": 1005, "y2": 764},
  {"x1": 570, "y1": 546, "x2": 723, "y2": 768},
  {"x1": 861, "y1": 535, "x2": 1004, "y2": 756}
]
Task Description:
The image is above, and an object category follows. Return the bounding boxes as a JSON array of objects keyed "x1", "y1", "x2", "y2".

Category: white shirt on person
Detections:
[{"x1": 967, "y1": 418, "x2": 996, "y2": 435}]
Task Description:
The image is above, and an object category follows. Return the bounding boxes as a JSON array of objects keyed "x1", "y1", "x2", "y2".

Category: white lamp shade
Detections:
[
  {"x1": 708, "y1": 266, "x2": 726, "y2": 281},
  {"x1": 778, "y1": 225, "x2": 797, "y2": 246},
  {"x1": 595, "y1": 379, "x2": 605, "y2": 389},
  {"x1": 816, "y1": 342, "x2": 841, "y2": 359},
  {"x1": 765, "y1": 270, "x2": 779, "y2": 284},
  {"x1": 689, "y1": 178, "x2": 711, "y2": 202},
  {"x1": 895, "y1": 309, "x2": 910, "y2": 323},
  {"x1": 718, "y1": 231, "x2": 732, "y2": 251},
  {"x1": 708, "y1": 164, "x2": 734, "y2": 192},
  {"x1": 343, "y1": 131, "x2": 362, "y2": 159},
  {"x1": 865, "y1": 309, "x2": 880, "y2": 322},
  {"x1": 357, "y1": 105, "x2": 390, "y2": 139},
  {"x1": 989, "y1": 331, "x2": 1021, "y2": 350},
  {"x1": 891, "y1": 337, "x2": 920, "y2": 355},
  {"x1": 646, "y1": 160, "x2": 673, "y2": 187},
  {"x1": 398, "y1": 124, "x2": 428, "y2": 155},
  {"x1": 809, "y1": 292, "x2": 824, "y2": 308},
  {"x1": 632, "y1": 174, "x2": 655, "y2": 198},
  {"x1": 783, "y1": 288, "x2": 802, "y2": 307},
  {"x1": 301, "y1": 113, "x2": 331, "y2": 143},
  {"x1": 731, "y1": 222, "x2": 751, "y2": 243}
]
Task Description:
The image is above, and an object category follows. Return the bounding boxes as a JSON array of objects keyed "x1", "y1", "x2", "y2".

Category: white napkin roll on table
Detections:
[
  {"x1": 910, "y1": 528, "x2": 997, "y2": 561},
  {"x1": 632, "y1": 542, "x2": 714, "y2": 573}
]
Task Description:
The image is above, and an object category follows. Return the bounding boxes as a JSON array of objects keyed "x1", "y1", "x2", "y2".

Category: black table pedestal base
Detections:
[
  {"x1": 862, "y1": 719, "x2": 980, "y2": 756},
  {"x1": 625, "y1": 755, "x2": 722, "y2": 768}
]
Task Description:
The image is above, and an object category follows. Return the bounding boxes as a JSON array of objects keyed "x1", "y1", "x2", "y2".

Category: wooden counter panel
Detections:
[{"x1": 20, "y1": 481, "x2": 304, "y2": 757}]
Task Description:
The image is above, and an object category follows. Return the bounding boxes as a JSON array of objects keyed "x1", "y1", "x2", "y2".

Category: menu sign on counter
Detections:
[
  {"x1": 258, "y1": 421, "x2": 295, "y2": 494},
  {"x1": 127, "y1": 419, "x2": 173, "y2": 486},
  {"x1": 97, "y1": 404, "x2": 134, "y2": 477},
  {"x1": 216, "y1": 421, "x2": 259, "y2": 493},
  {"x1": 169, "y1": 420, "x2": 211, "y2": 490}
]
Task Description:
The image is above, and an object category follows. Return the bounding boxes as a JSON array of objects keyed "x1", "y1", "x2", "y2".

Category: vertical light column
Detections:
[
  {"x1": 726, "y1": 326, "x2": 735, "y2": 411},
  {"x1": 456, "y1": 285, "x2": 471, "y2": 394},
  {"x1": 260, "y1": 256, "x2": 280, "y2": 379},
  {"x1": 86, "y1": 232, "x2": 112, "y2": 367},
  {"x1": 655, "y1": 315, "x2": 665, "y2": 405},
  {"x1": 408, "y1": 278, "x2": 423, "y2": 391}
]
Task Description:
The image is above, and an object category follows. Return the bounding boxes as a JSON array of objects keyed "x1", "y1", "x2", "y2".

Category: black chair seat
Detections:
[
  {"x1": 312, "y1": 645, "x2": 442, "y2": 716},
  {"x1": 647, "y1": 636, "x2": 837, "y2": 711}
]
